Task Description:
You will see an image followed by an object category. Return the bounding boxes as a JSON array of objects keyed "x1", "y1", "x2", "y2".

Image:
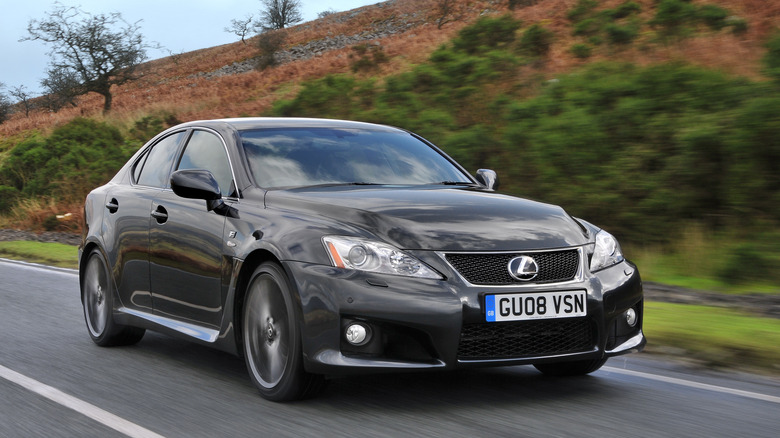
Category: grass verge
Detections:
[
  {"x1": 643, "y1": 302, "x2": 780, "y2": 374},
  {"x1": 0, "y1": 241, "x2": 79, "y2": 269}
]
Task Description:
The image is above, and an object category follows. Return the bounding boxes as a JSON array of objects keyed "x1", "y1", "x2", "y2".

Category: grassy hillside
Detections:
[{"x1": 0, "y1": 0, "x2": 779, "y2": 292}]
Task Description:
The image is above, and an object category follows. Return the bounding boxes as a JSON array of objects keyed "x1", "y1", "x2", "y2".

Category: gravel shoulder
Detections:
[{"x1": 1, "y1": 228, "x2": 777, "y2": 318}]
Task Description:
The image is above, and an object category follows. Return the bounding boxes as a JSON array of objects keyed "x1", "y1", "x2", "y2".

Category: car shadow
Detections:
[{"x1": 132, "y1": 332, "x2": 624, "y2": 409}]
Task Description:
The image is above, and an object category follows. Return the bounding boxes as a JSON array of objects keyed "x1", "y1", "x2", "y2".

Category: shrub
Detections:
[
  {"x1": 567, "y1": 0, "x2": 598, "y2": 22},
  {"x1": 717, "y1": 242, "x2": 774, "y2": 284},
  {"x1": 571, "y1": 43, "x2": 592, "y2": 58},
  {"x1": 349, "y1": 44, "x2": 389, "y2": 73},
  {"x1": 0, "y1": 185, "x2": 19, "y2": 213},
  {"x1": 726, "y1": 16, "x2": 748, "y2": 35},
  {"x1": 610, "y1": 1, "x2": 641, "y2": 20},
  {"x1": 508, "y1": 0, "x2": 538, "y2": 10},
  {"x1": 606, "y1": 22, "x2": 639, "y2": 45},
  {"x1": 651, "y1": 0, "x2": 697, "y2": 38},
  {"x1": 763, "y1": 32, "x2": 780, "y2": 83},
  {"x1": 698, "y1": 4, "x2": 729, "y2": 30},
  {"x1": 573, "y1": 18, "x2": 602, "y2": 37},
  {"x1": 0, "y1": 118, "x2": 134, "y2": 202},
  {"x1": 519, "y1": 23, "x2": 554, "y2": 56},
  {"x1": 256, "y1": 30, "x2": 287, "y2": 70},
  {"x1": 451, "y1": 15, "x2": 521, "y2": 54}
]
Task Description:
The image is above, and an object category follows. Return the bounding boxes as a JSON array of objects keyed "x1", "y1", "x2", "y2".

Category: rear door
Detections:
[{"x1": 106, "y1": 130, "x2": 186, "y2": 311}]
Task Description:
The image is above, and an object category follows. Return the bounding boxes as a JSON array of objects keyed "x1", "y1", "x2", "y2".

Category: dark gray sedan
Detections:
[{"x1": 79, "y1": 118, "x2": 645, "y2": 401}]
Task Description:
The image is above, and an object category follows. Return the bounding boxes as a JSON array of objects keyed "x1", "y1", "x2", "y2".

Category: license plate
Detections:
[{"x1": 485, "y1": 291, "x2": 586, "y2": 322}]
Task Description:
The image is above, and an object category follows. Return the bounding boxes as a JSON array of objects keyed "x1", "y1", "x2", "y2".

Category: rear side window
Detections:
[{"x1": 136, "y1": 132, "x2": 186, "y2": 188}]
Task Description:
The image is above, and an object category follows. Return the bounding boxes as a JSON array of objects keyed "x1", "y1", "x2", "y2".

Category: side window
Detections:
[
  {"x1": 177, "y1": 130, "x2": 235, "y2": 197},
  {"x1": 136, "y1": 132, "x2": 185, "y2": 188}
]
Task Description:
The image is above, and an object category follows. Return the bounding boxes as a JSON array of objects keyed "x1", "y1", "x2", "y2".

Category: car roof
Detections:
[{"x1": 175, "y1": 117, "x2": 404, "y2": 133}]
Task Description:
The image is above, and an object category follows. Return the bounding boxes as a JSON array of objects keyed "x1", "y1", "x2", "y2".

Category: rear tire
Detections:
[
  {"x1": 82, "y1": 249, "x2": 145, "y2": 346},
  {"x1": 242, "y1": 262, "x2": 325, "y2": 401},
  {"x1": 533, "y1": 357, "x2": 607, "y2": 376}
]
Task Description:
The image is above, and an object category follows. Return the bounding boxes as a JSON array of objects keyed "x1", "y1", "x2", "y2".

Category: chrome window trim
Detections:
[{"x1": 132, "y1": 127, "x2": 241, "y2": 199}]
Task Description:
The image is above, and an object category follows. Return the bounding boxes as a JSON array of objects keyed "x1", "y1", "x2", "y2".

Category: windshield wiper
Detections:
[{"x1": 437, "y1": 181, "x2": 476, "y2": 186}]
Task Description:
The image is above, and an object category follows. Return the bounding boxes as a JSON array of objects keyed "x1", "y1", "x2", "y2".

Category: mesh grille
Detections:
[
  {"x1": 458, "y1": 318, "x2": 594, "y2": 360},
  {"x1": 445, "y1": 250, "x2": 579, "y2": 285}
]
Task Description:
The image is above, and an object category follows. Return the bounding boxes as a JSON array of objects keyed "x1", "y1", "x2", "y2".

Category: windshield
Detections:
[{"x1": 240, "y1": 127, "x2": 472, "y2": 188}]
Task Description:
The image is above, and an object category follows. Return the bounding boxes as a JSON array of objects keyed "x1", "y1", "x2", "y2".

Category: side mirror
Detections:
[
  {"x1": 475, "y1": 169, "x2": 499, "y2": 191},
  {"x1": 171, "y1": 169, "x2": 239, "y2": 218},
  {"x1": 171, "y1": 169, "x2": 222, "y2": 202}
]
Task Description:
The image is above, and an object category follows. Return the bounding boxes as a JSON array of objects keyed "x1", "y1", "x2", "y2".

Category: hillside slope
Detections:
[{"x1": 1, "y1": 0, "x2": 778, "y2": 137}]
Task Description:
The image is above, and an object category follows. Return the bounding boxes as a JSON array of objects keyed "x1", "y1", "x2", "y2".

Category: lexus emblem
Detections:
[{"x1": 508, "y1": 256, "x2": 539, "y2": 281}]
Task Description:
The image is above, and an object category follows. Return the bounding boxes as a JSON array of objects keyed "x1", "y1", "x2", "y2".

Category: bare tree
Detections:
[
  {"x1": 0, "y1": 83, "x2": 12, "y2": 124},
  {"x1": 225, "y1": 14, "x2": 256, "y2": 44},
  {"x1": 40, "y1": 65, "x2": 82, "y2": 112},
  {"x1": 258, "y1": 0, "x2": 303, "y2": 31},
  {"x1": 317, "y1": 9, "x2": 337, "y2": 19},
  {"x1": 21, "y1": 4, "x2": 155, "y2": 113},
  {"x1": 436, "y1": 0, "x2": 461, "y2": 29},
  {"x1": 9, "y1": 85, "x2": 34, "y2": 117}
]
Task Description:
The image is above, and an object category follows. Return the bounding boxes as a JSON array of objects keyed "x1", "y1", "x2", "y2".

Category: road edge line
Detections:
[
  {"x1": 0, "y1": 364, "x2": 165, "y2": 438},
  {"x1": 602, "y1": 366, "x2": 780, "y2": 404}
]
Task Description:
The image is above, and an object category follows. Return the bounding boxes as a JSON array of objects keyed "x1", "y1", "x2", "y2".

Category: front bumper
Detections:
[{"x1": 285, "y1": 255, "x2": 645, "y2": 375}]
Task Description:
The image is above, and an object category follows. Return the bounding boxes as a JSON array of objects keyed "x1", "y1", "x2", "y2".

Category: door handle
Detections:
[
  {"x1": 105, "y1": 198, "x2": 119, "y2": 213},
  {"x1": 151, "y1": 206, "x2": 168, "y2": 223}
]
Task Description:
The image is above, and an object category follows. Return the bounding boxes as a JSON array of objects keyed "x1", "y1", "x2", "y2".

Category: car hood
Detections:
[{"x1": 265, "y1": 186, "x2": 590, "y2": 252}]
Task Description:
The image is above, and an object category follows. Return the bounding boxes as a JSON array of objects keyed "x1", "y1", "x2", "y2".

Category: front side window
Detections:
[
  {"x1": 136, "y1": 131, "x2": 186, "y2": 188},
  {"x1": 177, "y1": 130, "x2": 235, "y2": 197},
  {"x1": 240, "y1": 128, "x2": 470, "y2": 189}
]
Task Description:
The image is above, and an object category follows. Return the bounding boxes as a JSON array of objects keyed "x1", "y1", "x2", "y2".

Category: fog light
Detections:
[
  {"x1": 345, "y1": 324, "x2": 368, "y2": 345},
  {"x1": 625, "y1": 308, "x2": 638, "y2": 327}
]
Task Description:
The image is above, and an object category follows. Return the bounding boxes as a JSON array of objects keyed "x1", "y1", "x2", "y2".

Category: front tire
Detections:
[
  {"x1": 242, "y1": 262, "x2": 325, "y2": 401},
  {"x1": 533, "y1": 357, "x2": 607, "y2": 376},
  {"x1": 82, "y1": 249, "x2": 145, "y2": 346}
]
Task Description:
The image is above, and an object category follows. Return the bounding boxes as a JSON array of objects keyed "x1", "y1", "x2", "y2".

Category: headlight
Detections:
[
  {"x1": 590, "y1": 230, "x2": 624, "y2": 272},
  {"x1": 323, "y1": 236, "x2": 442, "y2": 279}
]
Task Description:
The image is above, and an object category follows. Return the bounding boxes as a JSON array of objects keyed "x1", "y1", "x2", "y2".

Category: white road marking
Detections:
[
  {"x1": 602, "y1": 366, "x2": 780, "y2": 404},
  {"x1": 0, "y1": 364, "x2": 165, "y2": 438},
  {"x1": 0, "y1": 258, "x2": 78, "y2": 275}
]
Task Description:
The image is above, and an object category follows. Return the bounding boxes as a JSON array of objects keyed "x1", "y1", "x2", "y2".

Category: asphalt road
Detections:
[{"x1": 1, "y1": 259, "x2": 778, "y2": 438}]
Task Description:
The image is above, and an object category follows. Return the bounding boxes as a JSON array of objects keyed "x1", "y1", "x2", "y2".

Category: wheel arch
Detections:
[
  {"x1": 78, "y1": 241, "x2": 103, "y2": 303},
  {"x1": 233, "y1": 249, "x2": 303, "y2": 356}
]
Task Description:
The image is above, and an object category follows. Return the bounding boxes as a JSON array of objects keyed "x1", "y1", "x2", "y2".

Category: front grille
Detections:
[
  {"x1": 458, "y1": 318, "x2": 594, "y2": 360},
  {"x1": 445, "y1": 250, "x2": 580, "y2": 285}
]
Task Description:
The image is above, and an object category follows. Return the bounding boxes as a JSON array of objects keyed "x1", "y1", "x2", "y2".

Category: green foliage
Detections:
[
  {"x1": 573, "y1": 17, "x2": 602, "y2": 37},
  {"x1": 519, "y1": 23, "x2": 553, "y2": 56},
  {"x1": 609, "y1": 1, "x2": 641, "y2": 20},
  {"x1": 726, "y1": 16, "x2": 748, "y2": 35},
  {"x1": 0, "y1": 185, "x2": 19, "y2": 213},
  {"x1": 349, "y1": 44, "x2": 389, "y2": 73},
  {"x1": 273, "y1": 75, "x2": 362, "y2": 119},
  {"x1": 567, "y1": 0, "x2": 598, "y2": 22},
  {"x1": 605, "y1": 22, "x2": 639, "y2": 45},
  {"x1": 0, "y1": 118, "x2": 136, "y2": 203},
  {"x1": 650, "y1": 0, "x2": 697, "y2": 38},
  {"x1": 451, "y1": 15, "x2": 521, "y2": 55},
  {"x1": 570, "y1": 43, "x2": 592, "y2": 59},
  {"x1": 763, "y1": 31, "x2": 780, "y2": 83},
  {"x1": 698, "y1": 4, "x2": 729, "y2": 30},
  {"x1": 508, "y1": 0, "x2": 539, "y2": 10},
  {"x1": 129, "y1": 111, "x2": 181, "y2": 142},
  {"x1": 271, "y1": 13, "x2": 780, "y2": 253},
  {"x1": 503, "y1": 62, "x2": 774, "y2": 241}
]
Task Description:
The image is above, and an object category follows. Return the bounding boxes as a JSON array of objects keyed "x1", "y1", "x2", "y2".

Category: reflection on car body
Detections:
[{"x1": 79, "y1": 118, "x2": 645, "y2": 401}]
